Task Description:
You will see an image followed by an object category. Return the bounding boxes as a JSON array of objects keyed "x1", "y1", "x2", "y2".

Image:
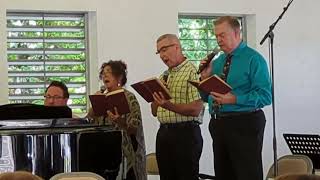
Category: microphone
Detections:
[
  {"x1": 100, "y1": 85, "x2": 106, "y2": 93},
  {"x1": 162, "y1": 70, "x2": 169, "y2": 83},
  {"x1": 197, "y1": 47, "x2": 220, "y2": 74}
]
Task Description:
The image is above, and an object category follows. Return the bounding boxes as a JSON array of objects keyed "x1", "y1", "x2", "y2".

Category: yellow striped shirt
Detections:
[{"x1": 157, "y1": 60, "x2": 204, "y2": 124}]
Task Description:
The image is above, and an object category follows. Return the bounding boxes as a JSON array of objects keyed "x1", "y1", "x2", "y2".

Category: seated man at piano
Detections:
[
  {"x1": 44, "y1": 81, "x2": 80, "y2": 118},
  {"x1": 44, "y1": 81, "x2": 69, "y2": 107},
  {"x1": 87, "y1": 60, "x2": 147, "y2": 180},
  {"x1": 0, "y1": 81, "x2": 74, "y2": 177}
]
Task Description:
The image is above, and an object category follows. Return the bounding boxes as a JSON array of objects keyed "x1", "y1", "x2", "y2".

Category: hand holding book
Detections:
[
  {"x1": 188, "y1": 74, "x2": 232, "y2": 94},
  {"x1": 107, "y1": 107, "x2": 120, "y2": 121},
  {"x1": 131, "y1": 77, "x2": 171, "y2": 103},
  {"x1": 152, "y1": 90, "x2": 172, "y2": 109},
  {"x1": 211, "y1": 91, "x2": 237, "y2": 104},
  {"x1": 89, "y1": 89, "x2": 130, "y2": 116}
]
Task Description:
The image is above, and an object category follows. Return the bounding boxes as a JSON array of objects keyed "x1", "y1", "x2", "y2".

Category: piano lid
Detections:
[
  {"x1": 0, "y1": 118, "x2": 90, "y2": 129},
  {"x1": 0, "y1": 119, "x2": 52, "y2": 128}
]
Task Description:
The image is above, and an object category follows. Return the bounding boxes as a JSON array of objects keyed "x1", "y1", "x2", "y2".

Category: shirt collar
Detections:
[
  {"x1": 229, "y1": 41, "x2": 246, "y2": 56},
  {"x1": 170, "y1": 58, "x2": 188, "y2": 72}
]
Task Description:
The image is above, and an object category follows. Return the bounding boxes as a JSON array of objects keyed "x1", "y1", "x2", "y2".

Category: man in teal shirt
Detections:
[{"x1": 200, "y1": 16, "x2": 272, "y2": 180}]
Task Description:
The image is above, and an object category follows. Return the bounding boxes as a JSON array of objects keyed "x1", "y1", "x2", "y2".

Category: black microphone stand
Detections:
[{"x1": 260, "y1": 0, "x2": 294, "y2": 177}]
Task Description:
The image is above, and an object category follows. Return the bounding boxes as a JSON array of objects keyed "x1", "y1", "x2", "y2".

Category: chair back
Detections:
[
  {"x1": 275, "y1": 173, "x2": 320, "y2": 180},
  {"x1": 199, "y1": 173, "x2": 216, "y2": 179},
  {"x1": 49, "y1": 172, "x2": 105, "y2": 180},
  {"x1": 0, "y1": 171, "x2": 43, "y2": 180},
  {"x1": 266, "y1": 155, "x2": 313, "y2": 179},
  {"x1": 146, "y1": 153, "x2": 159, "y2": 175}
]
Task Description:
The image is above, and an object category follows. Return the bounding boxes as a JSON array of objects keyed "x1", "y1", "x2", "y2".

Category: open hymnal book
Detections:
[
  {"x1": 188, "y1": 74, "x2": 232, "y2": 94},
  {"x1": 131, "y1": 77, "x2": 171, "y2": 103},
  {"x1": 89, "y1": 88, "x2": 130, "y2": 116}
]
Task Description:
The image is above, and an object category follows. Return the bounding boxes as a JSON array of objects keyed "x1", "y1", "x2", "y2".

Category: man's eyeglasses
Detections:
[
  {"x1": 156, "y1": 44, "x2": 176, "y2": 54},
  {"x1": 44, "y1": 95, "x2": 64, "y2": 100}
]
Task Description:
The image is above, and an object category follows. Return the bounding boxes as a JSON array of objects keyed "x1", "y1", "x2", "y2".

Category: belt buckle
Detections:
[{"x1": 211, "y1": 113, "x2": 218, "y2": 120}]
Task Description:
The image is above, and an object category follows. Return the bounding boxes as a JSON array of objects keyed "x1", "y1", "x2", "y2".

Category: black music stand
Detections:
[
  {"x1": 283, "y1": 133, "x2": 320, "y2": 170},
  {"x1": 79, "y1": 131, "x2": 122, "y2": 180}
]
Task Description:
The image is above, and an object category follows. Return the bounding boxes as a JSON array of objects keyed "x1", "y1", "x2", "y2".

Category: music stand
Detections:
[
  {"x1": 79, "y1": 131, "x2": 122, "y2": 180},
  {"x1": 283, "y1": 133, "x2": 320, "y2": 170}
]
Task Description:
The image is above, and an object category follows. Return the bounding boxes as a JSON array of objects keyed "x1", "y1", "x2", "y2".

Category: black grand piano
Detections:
[{"x1": 0, "y1": 104, "x2": 123, "y2": 180}]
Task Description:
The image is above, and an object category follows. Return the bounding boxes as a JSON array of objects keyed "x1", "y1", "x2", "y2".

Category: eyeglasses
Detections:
[
  {"x1": 44, "y1": 95, "x2": 64, "y2": 100},
  {"x1": 156, "y1": 44, "x2": 176, "y2": 54}
]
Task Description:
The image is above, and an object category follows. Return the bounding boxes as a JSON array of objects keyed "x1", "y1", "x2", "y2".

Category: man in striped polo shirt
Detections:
[{"x1": 151, "y1": 34, "x2": 204, "y2": 180}]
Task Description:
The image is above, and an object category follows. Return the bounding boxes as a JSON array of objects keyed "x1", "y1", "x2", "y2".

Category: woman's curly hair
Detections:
[{"x1": 99, "y1": 60, "x2": 128, "y2": 86}]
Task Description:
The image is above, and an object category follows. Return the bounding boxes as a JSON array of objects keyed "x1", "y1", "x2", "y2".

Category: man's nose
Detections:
[
  {"x1": 217, "y1": 38, "x2": 222, "y2": 43},
  {"x1": 160, "y1": 53, "x2": 165, "y2": 60}
]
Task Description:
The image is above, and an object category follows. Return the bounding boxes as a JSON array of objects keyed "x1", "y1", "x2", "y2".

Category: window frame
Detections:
[{"x1": 6, "y1": 11, "x2": 90, "y2": 113}]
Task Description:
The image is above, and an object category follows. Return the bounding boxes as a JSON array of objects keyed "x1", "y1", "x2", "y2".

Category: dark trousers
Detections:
[
  {"x1": 156, "y1": 122, "x2": 203, "y2": 180},
  {"x1": 209, "y1": 110, "x2": 266, "y2": 180}
]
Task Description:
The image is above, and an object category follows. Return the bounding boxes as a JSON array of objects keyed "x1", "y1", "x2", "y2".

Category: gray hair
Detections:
[
  {"x1": 214, "y1": 16, "x2": 240, "y2": 32},
  {"x1": 156, "y1": 34, "x2": 180, "y2": 45}
]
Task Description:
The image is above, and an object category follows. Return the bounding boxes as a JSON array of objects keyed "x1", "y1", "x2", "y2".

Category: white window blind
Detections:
[{"x1": 7, "y1": 12, "x2": 88, "y2": 113}]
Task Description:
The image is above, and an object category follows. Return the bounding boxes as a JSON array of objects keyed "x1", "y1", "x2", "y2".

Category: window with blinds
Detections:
[
  {"x1": 7, "y1": 12, "x2": 88, "y2": 113},
  {"x1": 178, "y1": 15, "x2": 245, "y2": 66}
]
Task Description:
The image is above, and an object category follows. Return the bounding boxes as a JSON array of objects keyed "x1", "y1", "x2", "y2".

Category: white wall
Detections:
[{"x1": 1, "y1": 0, "x2": 320, "y2": 179}]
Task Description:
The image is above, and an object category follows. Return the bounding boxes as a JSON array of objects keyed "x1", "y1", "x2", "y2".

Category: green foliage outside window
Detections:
[{"x1": 178, "y1": 15, "x2": 243, "y2": 67}]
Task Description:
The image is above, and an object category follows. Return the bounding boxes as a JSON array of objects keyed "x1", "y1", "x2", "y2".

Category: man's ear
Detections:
[
  {"x1": 235, "y1": 28, "x2": 241, "y2": 38},
  {"x1": 63, "y1": 98, "x2": 68, "y2": 105}
]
